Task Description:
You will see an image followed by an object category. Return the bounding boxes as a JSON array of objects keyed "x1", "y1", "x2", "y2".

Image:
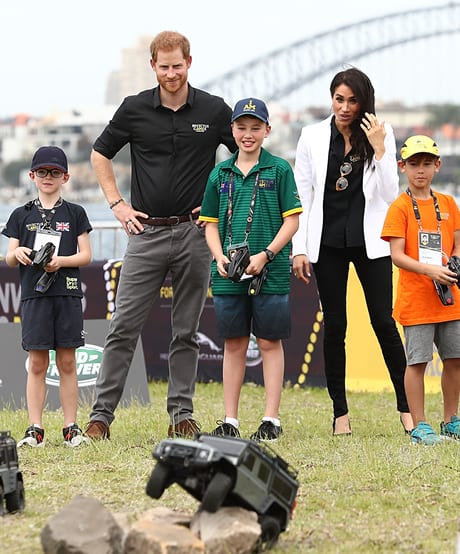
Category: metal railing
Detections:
[{"x1": 0, "y1": 221, "x2": 127, "y2": 261}]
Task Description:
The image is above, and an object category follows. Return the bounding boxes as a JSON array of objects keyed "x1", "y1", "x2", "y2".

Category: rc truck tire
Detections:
[
  {"x1": 146, "y1": 462, "x2": 171, "y2": 499},
  {"x1": 200, "y1": 471, "x2": 233, "y2": 513},
  {"x1": 258, "y1": 515, "x2": 281, "y2": 549},
  {"x1": 5, "y1": 479, "x2": 25, "y2": 513}
]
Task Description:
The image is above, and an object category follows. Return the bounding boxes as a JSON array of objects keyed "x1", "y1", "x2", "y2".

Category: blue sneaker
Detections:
[
  {"x1": 410, "y1": 422, "x2": 441, "y2": 446},
  {"x1": 440, "y1": 415, "x2": 460, "y2": 439}
]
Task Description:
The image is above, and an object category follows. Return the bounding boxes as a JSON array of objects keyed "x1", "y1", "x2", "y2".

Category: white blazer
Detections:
[{"x1": 291, "y1": 115, "x2": 399, "y2": 263}]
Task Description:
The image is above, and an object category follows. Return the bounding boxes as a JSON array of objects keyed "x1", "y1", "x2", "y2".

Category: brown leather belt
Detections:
[{"x1": 138, "y1": 213, "x2": 198, "y2": 226}]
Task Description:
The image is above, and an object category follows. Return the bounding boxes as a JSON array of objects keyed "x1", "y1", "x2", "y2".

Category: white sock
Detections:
[
  {"x1": 224, "y1": 417, "x2": 239, "y2": 428},
  {"x1": 262, "y1": 416, "x2": 280, "y2": 427}
]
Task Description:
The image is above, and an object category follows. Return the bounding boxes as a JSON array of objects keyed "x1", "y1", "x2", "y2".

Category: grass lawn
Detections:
[{"x1": 0, "y1": 381, "x2": 458, "y2": 553}]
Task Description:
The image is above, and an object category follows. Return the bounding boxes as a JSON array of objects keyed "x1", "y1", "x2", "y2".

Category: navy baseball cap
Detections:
[
  {"x1": 231, "y1": 98, "x2": 269, "y2": 124},
  {"x1": 31, "y1": 146, "x2": 68, "y2": 172}
]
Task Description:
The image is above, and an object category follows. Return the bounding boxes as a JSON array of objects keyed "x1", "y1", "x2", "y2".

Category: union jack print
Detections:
[{"x1": 56, "y1": 222, "x2": 70, "y2": 231}]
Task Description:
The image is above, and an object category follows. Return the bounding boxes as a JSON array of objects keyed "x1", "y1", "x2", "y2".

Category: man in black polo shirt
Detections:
[{"x1": 86, "y1": 31, "x2": 236, "y2": 440}]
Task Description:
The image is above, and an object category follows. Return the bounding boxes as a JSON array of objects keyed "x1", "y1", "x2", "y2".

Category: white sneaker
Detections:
[
  {"x1": 17, "y1": 425, "x2": 45, "y2": 447},
  {"x1": 63, "y1": 424, "x2": 89, "y2": 447}
]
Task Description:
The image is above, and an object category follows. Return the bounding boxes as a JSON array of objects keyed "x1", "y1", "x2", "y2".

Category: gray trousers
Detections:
[{"x1": 90, "y1": 221, "x2": 211, "y2": 425}]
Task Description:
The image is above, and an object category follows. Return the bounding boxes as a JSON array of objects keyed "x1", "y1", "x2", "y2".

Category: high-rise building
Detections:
[{"x1": 105, "y1": 36, "x2": 156, "y2": 105}]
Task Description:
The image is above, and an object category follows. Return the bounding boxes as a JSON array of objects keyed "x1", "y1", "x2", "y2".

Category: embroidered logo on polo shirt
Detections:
[
  {"x1": 192, "y1": 124, "x2": 209, "y2": 133},
  {"x1": 258, "y1": 179, "x2": 275, "y2": 190},
  {"x1": 26, "y1": 222, "x2": 40, "y2": 232}
]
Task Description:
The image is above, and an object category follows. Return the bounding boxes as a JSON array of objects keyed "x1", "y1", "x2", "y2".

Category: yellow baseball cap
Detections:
[{"x1": 400, "y1": 135, "x2": 440, "y2": 160}]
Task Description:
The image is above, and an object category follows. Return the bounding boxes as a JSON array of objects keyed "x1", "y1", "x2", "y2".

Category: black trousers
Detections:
[{"x1": 313, "y1": 245, "x2": 409, "y2": 418}]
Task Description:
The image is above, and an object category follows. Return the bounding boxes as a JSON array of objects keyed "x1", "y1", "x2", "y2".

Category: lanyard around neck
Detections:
[
  {"x1": 227, "y1": 171, "x2": 260, "y2": 245},
  {"x1": 35, "y1": 197, "x2": 63, "y2": 229},
  {"x1": 406, "y1": 188, "x2": 441, "y2": 232}
]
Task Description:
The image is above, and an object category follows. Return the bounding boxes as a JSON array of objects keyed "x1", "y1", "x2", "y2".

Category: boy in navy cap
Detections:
[
  {"x1": 199, "y1": 98, "x2": 303, "y2": 441},
  {"x1": 2, "y1": 146, "x2": 92, "y2": 447}
]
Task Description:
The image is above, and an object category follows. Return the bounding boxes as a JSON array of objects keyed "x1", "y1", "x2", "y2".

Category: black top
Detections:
[
  {"x1": 93, "y1": 85, "x2": 237, "y2": 216},
  {"x1": 2, "y1": 200, "x2": 92, "y2": 299},
  {"x1": 321, "y1": 117, "x2": 365, "y2": 248}
]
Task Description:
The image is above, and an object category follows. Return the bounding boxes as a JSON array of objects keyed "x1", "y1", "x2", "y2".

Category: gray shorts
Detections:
[{"x1": 403, "y1": 320, "x2": 460, "y2": 365}]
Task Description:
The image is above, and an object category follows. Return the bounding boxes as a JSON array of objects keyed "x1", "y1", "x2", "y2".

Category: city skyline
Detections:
[{"x1": 2, "y1": 0, "x2": 457, "y2": 118}]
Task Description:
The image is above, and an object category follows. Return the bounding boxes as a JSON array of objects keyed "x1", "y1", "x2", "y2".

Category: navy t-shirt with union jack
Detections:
[{"x1": 2, "y1": 200, "x2": 92, "y2": 299}]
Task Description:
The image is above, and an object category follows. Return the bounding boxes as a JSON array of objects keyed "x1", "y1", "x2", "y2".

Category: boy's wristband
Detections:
[{"x1": 109, "y1": 198, "x2": 124, "y2": 209}]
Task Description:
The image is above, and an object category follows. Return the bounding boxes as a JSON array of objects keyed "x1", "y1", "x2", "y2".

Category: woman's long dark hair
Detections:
[{"x1": 330, "y1": 67, "x2": 376, "y2": 166}]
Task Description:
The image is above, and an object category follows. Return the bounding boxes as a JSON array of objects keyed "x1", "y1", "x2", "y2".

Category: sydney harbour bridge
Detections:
[{"x1": 199, "y1": 3, "x2": 460, "y2": 109}]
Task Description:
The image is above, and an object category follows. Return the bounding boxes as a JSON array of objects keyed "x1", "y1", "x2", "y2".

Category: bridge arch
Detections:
[{"x1": 200, "y1": 3, "x2": 460, "y2": 108}]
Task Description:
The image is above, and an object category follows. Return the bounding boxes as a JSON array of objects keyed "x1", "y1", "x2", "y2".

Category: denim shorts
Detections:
[
  {"x1": 21, "y1": 296, "x2": 85, "y2": 351},
  {"x1": 212, "y1": 294, "x2": 291, "y2": 340},
  {"x1": 403, "y1": 320, "x2": 460, "y2": 365}
]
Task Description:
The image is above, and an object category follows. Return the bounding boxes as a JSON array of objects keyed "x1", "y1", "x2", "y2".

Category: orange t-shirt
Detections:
[{"x1": 381, "y1": 190, "x2": 460, "y2": 326}]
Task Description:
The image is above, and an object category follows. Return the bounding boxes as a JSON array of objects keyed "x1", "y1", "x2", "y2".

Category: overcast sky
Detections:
[{"x1": 1, "y1": 0, "x2": 455, "y2": 118}]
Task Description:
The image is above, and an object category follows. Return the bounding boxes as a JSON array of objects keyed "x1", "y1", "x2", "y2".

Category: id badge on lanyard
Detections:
[
  {"x1": 34, "y1": 227, "x2": 62, "y2": 252},
  {"x1": 418, "y1": 230, "x2": 442, "y2": 266}
]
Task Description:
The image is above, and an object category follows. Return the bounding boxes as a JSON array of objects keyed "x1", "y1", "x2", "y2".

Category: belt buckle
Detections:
[{"x1": 169, "y1": 216, "x2": 180, "y2": 225}]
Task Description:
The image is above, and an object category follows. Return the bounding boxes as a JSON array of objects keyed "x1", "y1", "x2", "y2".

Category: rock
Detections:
[
  {"x1": 41, "y1": 496, "x2": 262, "y2": 554},
  {"x1": 124, "y1": 519, "x2": 204, "y2": 553},
  {"x1": 191, "y1": 507, "x2": 261, "y2": 554},
  {"x1": 41, "y1": 494, "x2": 123, "y2": 554},
  {"x1": 139, "y1": 506, "x2": 193, "y2": 527}
]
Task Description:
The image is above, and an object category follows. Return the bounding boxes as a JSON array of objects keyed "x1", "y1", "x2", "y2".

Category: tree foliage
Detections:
[
  {"x1": 426, "y1": 103, "x2": 460, "y2": 127},
  {"x1": 2, "y1": 159, "x2": 29, "y2": 187}
]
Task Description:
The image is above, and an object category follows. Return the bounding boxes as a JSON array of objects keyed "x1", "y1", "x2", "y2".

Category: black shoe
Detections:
[
  {"x1": 211, "y1": 420, "x2": 240, "y2": 437},
  {"x1": 250, "y1": 421, "x2": 282, "y2": 442}
]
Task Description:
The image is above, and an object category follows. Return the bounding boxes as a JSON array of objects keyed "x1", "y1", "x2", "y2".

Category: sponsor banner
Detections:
[
  {"x1": 0, "y1": 261, "x2": 325, "y2": 390},
  {"x1": 346, "y1": 265, "x2": 441, "y2": 393},
  {"x1": 0, "y1": 261, "x2": 444, "y2": 395},
  {"x1": 0, "y1": 259, "x2": 325, "y2": 386},
  {"x1": 43, "y1": 344, "x2": 103, "y2": 387},
  {"x1": 0, "y1": 320, "x2": 149, "y2": 410},
  {"x1": 141, "y1": 271, "x2": 325, "y2": 387}
]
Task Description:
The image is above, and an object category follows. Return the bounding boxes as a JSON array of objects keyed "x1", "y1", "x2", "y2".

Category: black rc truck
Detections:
[
  {"x1": 146, "y1": 434, "x2": 298, "y2": 548},
  {"x1": 0, "y1": 431, "x2": 25, "y2": 514}
]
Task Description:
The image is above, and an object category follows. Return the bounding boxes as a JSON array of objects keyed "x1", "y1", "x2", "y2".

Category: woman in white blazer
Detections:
[{"x1": 291, "y1": 67, "x2": 413, "y2": 436}]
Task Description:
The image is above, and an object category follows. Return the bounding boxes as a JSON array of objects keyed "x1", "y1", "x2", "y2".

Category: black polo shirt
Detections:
[
  {"x1": 93, "y1": 85, "x2": 237, "y2": 216},
  {"x1": 321, "y1": 117, "x2": 365, "y2": 248},
  {"x1": 2, "y1": 201, "x2": 92, "y2": 299}
]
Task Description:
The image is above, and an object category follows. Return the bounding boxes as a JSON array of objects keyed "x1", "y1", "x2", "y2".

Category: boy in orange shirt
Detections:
[{"x1": 381, "y1": 135, "x2": 460, "y2": 445}]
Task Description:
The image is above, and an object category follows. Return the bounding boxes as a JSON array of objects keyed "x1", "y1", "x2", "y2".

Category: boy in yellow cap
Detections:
[{"x1": 381, "y1": 135, "x2": 460, "y2": 445}]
